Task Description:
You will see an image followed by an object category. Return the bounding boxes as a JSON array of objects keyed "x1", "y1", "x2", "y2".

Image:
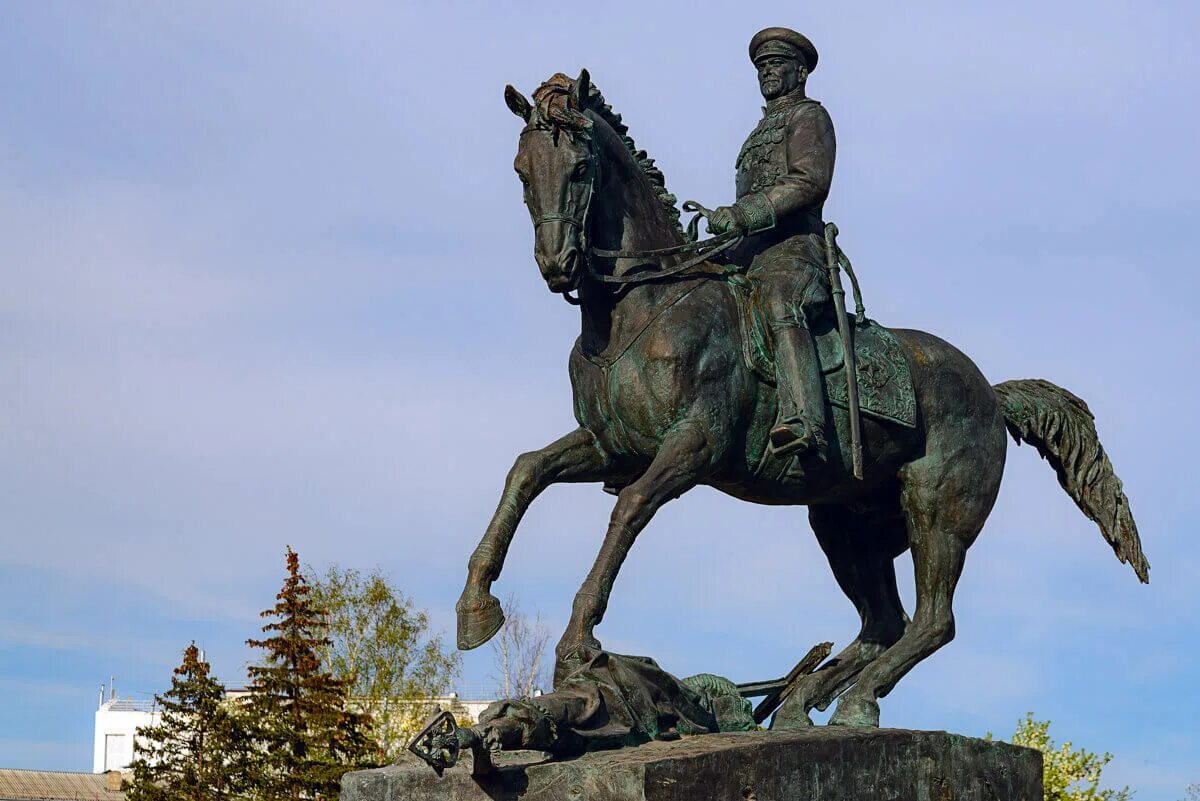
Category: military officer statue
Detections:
[
  {"x1": 707, "y1": 27, "x2": 836, "y2": 459},
  {"x1": 360, "y1": 23, "x2": 1144, "y2": 801}
]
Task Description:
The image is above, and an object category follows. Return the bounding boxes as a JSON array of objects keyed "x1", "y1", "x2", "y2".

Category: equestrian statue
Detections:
[{"x1": 414, "y1": 26, "x2": 1148, "y2": 770}]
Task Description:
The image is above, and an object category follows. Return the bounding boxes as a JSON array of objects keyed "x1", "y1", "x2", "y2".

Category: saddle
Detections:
[{"x1": 728, "y1": 281, "x2": 917, "y2": 429}]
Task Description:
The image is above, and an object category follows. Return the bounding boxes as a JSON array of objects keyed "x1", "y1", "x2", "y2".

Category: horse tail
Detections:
[{"x1": 993, "y1": 378, "x2": 1149, "y2": 583}]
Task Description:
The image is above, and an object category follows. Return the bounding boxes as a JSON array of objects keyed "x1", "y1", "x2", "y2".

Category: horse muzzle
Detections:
[{"x1": 539, "y1": 248, "x2": 581, "y2": 293}]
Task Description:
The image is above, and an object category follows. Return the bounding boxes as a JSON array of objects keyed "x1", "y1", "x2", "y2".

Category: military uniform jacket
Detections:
[{"x1": 732, "y1": 92, "x2": 836, "y2": 250}]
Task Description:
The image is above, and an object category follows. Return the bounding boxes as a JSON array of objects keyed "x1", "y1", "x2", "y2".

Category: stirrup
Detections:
[{"x1": 770, "y1": 418, "x2": 826, "y2": 460}]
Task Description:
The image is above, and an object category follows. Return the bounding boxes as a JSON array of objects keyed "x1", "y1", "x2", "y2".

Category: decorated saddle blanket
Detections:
[{"x1": 728, "y1": 282, "x2": 917, "y2": 428}]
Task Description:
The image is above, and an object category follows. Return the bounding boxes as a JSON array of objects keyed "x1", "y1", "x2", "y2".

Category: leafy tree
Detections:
[
  {"x1": 125, "y1": 642, "x2": 249, "y2": 801},
  {"x1": 308, "y1": 564, "x2": 460, "y2": 759},
  {"x1": 998, "y1": 714, "x2": 1131, "y2": 801},
  {"x1": 1180, "y1": 784, "x2": 1199, "y2": 801},
  {"x1": 490, "y1": 594, "x2": 550, "y2": 699},
  {"x1": 243, "y1": 548, "x2": 382, "y2": 801}
]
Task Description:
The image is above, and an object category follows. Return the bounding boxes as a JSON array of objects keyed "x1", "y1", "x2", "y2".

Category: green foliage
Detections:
[
  {"x1": 125, "y1": 643, "x2": 250, "y2": 801},
  {"x1": 242, "y1": 548, "x2": 383, "y2": 800},
  {"x1": 1001, "y1": 714, "x2": 1132, "y2": 801},
  {"x1": 309, "y1": 564, "x2": 460, "y2": 759}
]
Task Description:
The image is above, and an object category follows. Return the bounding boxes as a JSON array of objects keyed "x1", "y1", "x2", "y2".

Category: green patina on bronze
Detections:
[
  {"x1": 735, "y1": 299, "x2": 917, "y2": 428},
  {"x1": 443, "y1": 26, "x2": 1148, "y2": 761}
]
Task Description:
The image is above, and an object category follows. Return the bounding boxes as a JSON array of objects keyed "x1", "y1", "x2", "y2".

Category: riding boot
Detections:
[{"x1": 769, "y1": 320, "x2": 828, "y2": 459}]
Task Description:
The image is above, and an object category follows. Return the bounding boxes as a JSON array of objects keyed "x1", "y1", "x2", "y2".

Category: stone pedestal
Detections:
[{"x1": 341, "y1": 728, "x2": 1042, "y2": 801}]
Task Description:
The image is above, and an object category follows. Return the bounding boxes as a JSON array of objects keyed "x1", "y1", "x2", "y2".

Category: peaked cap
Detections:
[{"x1": 749, "y1": 27, "x2": 818, "y2": 71}]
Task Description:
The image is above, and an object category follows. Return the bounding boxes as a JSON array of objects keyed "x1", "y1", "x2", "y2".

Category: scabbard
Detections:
[{"x1": 824, "y1": 223, "x2": 864, "y2": 480}]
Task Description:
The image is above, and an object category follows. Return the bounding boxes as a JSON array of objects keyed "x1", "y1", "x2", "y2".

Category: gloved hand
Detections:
[{"x1": 706, "y1": 205, "x2": 743, "y2": 236}]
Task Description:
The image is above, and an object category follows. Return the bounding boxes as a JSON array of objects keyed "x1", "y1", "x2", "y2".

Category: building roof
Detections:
[
  {"x1": 0, "y1": 769, "x2": 123, "y2": 801},
  {"x1": 100, "y1": 700, "x2": 155, "y2": 714}
]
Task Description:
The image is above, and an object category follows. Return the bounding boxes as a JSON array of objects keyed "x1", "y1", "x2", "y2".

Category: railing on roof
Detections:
[
  {"x1": 450, "y1": 684, "x2": 527, "y2": 701},
  {"x1": 104, "y1": 699, "x2": 157, "y2": 713}
]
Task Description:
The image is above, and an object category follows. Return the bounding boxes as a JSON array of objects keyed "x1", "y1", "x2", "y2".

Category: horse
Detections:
[{"x1": 454, "y1": 70, "x2": 1148, "y2": 728}]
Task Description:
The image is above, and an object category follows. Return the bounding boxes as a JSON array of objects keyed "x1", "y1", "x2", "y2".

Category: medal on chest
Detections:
[{"x1": 736, "y1": 111, "x2": 788, "y2": 191}]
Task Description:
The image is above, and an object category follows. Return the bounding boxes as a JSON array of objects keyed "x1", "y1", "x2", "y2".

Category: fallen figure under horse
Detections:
[
  {"x1": 449, "y1": 67, "x2": 1147, "y2": 749},
  {"x1": 407, "y1": 643, "x2": 834, "y2": 774}
]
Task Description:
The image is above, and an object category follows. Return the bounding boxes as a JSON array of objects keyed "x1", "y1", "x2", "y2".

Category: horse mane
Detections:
[{"x1": 531, "y1": 73, "x2": 684, "y2": 238}]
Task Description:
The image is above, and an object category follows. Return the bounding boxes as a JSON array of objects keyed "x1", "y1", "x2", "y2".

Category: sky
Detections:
[{"x1": 1, "y1": 0, "x2": 1197, "y2": 796}]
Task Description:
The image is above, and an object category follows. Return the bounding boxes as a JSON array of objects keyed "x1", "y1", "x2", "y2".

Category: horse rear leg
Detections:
[
  {"x1": 772, "y1": 501, "x2": 909, "y2": 729},
  {"x1": 554, "y1": 422, "x2": 715, "y2": 684},
  {"x1": 827, "y1": 430, "x2": 1004, "y2": 727},
  {"x1": 457, "y1": 428, "x2": 612, "y2": 650}
]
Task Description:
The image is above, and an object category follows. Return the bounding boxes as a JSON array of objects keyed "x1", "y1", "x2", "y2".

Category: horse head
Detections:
[
  {"x1": 506, "y1": 71, "x2": 687, "y2": 301},
  {"x1": 506, "y1": 70, "x2": 598, "y2": 296}
]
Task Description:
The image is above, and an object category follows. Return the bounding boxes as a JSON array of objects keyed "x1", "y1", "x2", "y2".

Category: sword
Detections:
[
  {"x1": 824, "y1": 223, "x2": 864, "y2": 480},
  {"x1": 736, "y1": 641, "x2": 833, "y2": 724}
]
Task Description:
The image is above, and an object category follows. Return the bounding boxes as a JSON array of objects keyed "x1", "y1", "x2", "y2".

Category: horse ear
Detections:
[
  {"x1": 574, "y1": 68, "x2": 591, "y2": 108},
  {"x1": 504, "y1": 84, "x2": 531, "y2": 121}
]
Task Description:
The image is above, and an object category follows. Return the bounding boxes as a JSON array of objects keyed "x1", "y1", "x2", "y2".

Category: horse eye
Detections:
[{"x1": 572, "y1": 162, "x2": 590, "y2": 180}]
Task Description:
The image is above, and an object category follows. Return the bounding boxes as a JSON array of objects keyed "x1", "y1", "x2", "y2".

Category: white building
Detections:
[
  {"x1": 91, "y1": 681, "x2": 495, "y2": 773},
  {"x1": 405, "y1": 693, "x2": 494, "y2": 726},
  {"x1": 92, "y1": 695, "x2": 158, "y2": 774}
]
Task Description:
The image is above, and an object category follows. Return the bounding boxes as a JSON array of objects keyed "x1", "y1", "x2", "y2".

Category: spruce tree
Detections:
[
  {"x1": 125, "y1": 642, "x2": 247, "y2": 801},
  {"x1": 244, "y1": 547, "x2": 381, "y2": 801}
]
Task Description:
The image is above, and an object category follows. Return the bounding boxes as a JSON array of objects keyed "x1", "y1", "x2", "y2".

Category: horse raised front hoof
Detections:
[
  {"x1": 456, "y1": 592, "x2": 505, "y2": 650},
  {"x1": 828, "y1": 695, "x2": 880, "y2": 728}
]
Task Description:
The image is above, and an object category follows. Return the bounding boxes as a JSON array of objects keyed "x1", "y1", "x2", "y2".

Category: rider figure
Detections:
[{"x1": 707, "y1": 27, "x2": 835, "y2": 459}]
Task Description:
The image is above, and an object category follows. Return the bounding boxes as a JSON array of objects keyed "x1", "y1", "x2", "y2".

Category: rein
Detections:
[
  {"x1": 590, "y1": 231, "x2": 744, "y2": 286},
  {"x1": 588, "y1": 200, "x2": 743, "y2": 285},
  {"x1": 535, "y1": 132, "x2": 744, "y2": 302}
]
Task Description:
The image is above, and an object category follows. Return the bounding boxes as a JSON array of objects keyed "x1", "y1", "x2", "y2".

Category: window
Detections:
[{"x1": 103, "y1": 734, "x2": 128, "y2": 772}]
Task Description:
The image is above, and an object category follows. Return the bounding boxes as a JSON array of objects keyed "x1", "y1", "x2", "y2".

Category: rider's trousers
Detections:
[{"x1": 750, "y1": 244, "x2": 831, "y2": 438}]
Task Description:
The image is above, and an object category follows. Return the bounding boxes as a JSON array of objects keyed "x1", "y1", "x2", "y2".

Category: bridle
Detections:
[
  {"x1": 531, "y1": 162, "x2": 597, "y2": 304},
  {"x1": 529, "y1": 128, "x2": 744, "y2": 305}
]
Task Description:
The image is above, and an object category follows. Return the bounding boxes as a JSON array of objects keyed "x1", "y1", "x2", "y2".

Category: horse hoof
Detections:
[
  {"x1": 769, "y1": 705, "x2": 814, "y2": 731},
  {"x1": 456, "y1": 593, "x2": 504, "y2": 650},
  {"x1": 552, "y1": 636, "x2": 601, "y2": 686},
  {"x1": 552, "y1": 652, "x2": 588, "y2": 688},
  {"x1": 828, "y1": 695, "x2": 880, "y2": 728}
]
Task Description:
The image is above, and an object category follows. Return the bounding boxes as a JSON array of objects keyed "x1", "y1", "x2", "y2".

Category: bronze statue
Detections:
[
  {"x1": 408, "y1": 651, "x2": 752, "y2": 774},
  {"x1": 451, "y1": 26, "x2": 1147, "y2": 741},
  {"x1": 708, "y1": 27, "x2": 835, "y2": 459}
]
